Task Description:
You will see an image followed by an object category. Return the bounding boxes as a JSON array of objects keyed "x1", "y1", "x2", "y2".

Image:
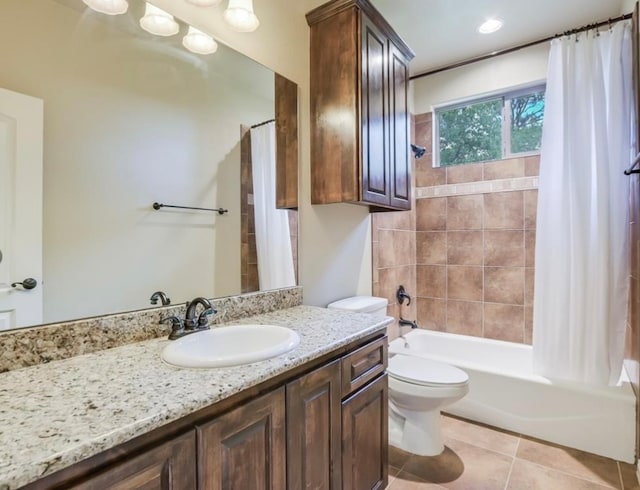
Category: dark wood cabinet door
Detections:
[
  {"x1": 197, "y1": 388, "x2": 286, "y2": 490},
  {"x1": 342, "y1": 374, "x2": 388, "y2": 490},
  {"x1": 69, "y1": 431, "x2": 196, "y2": 490},
  {"x1": 361, "y1": 13, "x2": 390, "y2": 207},
  {"x1": 286, "y1": 359, "x2": 342, "y2": 490},
  {"x1": 388, "y1": 41, "x2": 411, "y2": 210}
]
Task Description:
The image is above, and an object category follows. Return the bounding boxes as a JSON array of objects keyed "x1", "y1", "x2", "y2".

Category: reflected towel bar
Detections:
[
  {"x1": 153, "y1": 202, "x2": 229, "y2": 215},
  {"x1": 624, "y1": 153, "x2": 640, "y2": 175}
]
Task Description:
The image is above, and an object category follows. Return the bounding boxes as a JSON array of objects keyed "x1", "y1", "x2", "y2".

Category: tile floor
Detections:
[{"x1": 387, "y1": 415, "x2": 639, "y2": 490}]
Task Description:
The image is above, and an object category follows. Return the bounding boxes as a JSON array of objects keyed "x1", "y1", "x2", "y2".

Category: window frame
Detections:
[{"x1": 432, "y1": 81, "x2": 546, "y2": 168}]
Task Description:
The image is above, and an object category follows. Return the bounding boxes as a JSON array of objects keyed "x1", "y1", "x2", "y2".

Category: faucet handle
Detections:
[
  {"x1": 160, "y1": 316, "x2": 185, "y2": 340},
  {"x1": 197, "y1": 307, "x2": 217, "y2": 327}
]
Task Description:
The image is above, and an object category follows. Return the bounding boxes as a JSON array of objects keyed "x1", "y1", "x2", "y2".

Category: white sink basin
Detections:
[{"x1": 161, "y1": 324, "x2": 300, "y2": 368}]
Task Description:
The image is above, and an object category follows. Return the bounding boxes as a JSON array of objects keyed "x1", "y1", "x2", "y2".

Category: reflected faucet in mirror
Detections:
[
  {"x1": 161, "y1": 297, "x2": 217, "y2": 340},
  {"x1": 150, "y1": 291, "x2": 171, "y2": 306}
]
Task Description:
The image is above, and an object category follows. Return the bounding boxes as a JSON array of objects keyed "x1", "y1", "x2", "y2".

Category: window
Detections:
[{"x1": 435, "y1": 85, "x2": 545, "y2": 167}]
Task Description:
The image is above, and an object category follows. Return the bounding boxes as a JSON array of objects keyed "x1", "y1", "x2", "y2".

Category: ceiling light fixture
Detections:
[
  {"x1": 82, "y1": 0, "x2": 128, "y2": 15},
  {"x1": 186, "y1": 0, "x2": 222, "y2": 6},
  {"x1": 223, "y1": 0, "x2": 260, "y2": 32},
  {"x1": 183, "y1": 26, "x2": 219, "y2": 54},
  {"x1": 478, "y1": 18, "x2": 503, "y2": 34},
  {"x1": 140, "y1": 3, "x2": 180, "y2": 37}
]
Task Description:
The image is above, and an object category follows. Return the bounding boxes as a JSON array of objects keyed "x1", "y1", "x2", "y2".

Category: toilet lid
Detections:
[{"x1": 388, "y1": 355, "x2": 469, "y2": 386}]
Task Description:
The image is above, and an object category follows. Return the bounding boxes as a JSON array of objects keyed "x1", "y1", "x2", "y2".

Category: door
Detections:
[
  {"x1": 342, "y1": 374, "x2": 388, "y2": 490},
  {"x1": 69, "y1": 431, "x2": 196, "y2": 490},
  {"x1": 286, "y1": 360, "x2": 342, "y2": 489},
  {"x1": 361, "y1": 14, "x2": 390, "y2": 207},
  {"x1": 388, "y1": 42, "x2": 411, "y2": 210},
  {"x1": 0, "y1": 87, "x2": 43, "y2": 330},
  {"x1": 197, "y1": 388, "x2": 286, "y2": 490}
]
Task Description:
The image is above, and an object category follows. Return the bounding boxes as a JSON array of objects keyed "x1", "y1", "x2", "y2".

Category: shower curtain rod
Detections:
[
  {"x1": 251, "y1": 118, "x2": 275, "y2": 129},
  {"x1": 410, "y1": 12, "x2": 633, "y2": 81}
]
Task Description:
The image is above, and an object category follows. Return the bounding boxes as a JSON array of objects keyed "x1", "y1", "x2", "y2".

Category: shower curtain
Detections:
[
  {"x1": 250, "y1": 122, "x2": 296, "y2": 291},
  {"x1": 533, "y1": 22, "x2": 634, "y2": 386}
]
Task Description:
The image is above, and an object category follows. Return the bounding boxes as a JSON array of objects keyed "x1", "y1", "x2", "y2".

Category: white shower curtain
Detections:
[
  {"x1": 533, "y1": 22, "x2": 634, "y2": 386},
  {"x1": 250, "y1": 122, "x2": 296, "y2": 291}
]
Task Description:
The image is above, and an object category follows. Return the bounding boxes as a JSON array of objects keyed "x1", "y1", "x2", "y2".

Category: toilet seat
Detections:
[{"x1": 388, "y1": 354, "x2": 469, "y2": 387}]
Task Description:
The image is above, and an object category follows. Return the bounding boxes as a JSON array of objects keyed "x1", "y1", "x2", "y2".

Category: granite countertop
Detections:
[{"x1": 0, "y1": 306, "x2": 391, "y2": 489}]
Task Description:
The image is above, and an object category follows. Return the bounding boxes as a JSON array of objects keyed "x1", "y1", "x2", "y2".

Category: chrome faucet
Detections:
[
  {"x1": 185, "y1": 297, "x2": 215, "y2": 329},
  {"x1": 398, "y1": 318, "x2": 418, "y2": 348},
  {"x1": 161, "y1": 297, "x2": 217, "y2": 340}
]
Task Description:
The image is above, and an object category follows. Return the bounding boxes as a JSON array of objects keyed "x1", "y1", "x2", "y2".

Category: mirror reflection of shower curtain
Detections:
[{"x1": 250, "y1": 122, "x2": 295, "y2": 291}]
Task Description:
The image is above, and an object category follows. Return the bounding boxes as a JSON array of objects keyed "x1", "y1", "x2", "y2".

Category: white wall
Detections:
[
  {"x1": 150, "y1": 0, "x2": 373, "y2": 307},
  {"x1": 622, "y1": 0, "x2": 636, "y2": 14},
  {"x1": 412, "y1": 43, "x2": 550, "y2": 114},
  {"x1": 1, "y1": 0, "x2": 275, "y2": 322}
]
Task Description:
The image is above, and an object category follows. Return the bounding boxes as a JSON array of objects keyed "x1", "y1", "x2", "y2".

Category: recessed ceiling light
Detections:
[{"x1": 478, "y1": 18, "x2": 503, "y2": 34}]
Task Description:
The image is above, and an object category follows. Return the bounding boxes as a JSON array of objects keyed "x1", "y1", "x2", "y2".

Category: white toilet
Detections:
[
  {"x1": 327, "y1": 296, "x2": 470, "y2": 457},
  {"x1": 387, "y1": 354, "x2": 469, "y2": 456}
]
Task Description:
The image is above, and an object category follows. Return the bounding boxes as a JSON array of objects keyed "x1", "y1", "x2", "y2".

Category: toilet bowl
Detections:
[{"x1": 387, "y1": 354, "x2": 469, "y2": 456}]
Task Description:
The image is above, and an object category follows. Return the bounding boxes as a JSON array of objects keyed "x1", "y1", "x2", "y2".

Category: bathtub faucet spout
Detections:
[{"x1": 399, "y1": 317, "x2": 418, "y2": 329}]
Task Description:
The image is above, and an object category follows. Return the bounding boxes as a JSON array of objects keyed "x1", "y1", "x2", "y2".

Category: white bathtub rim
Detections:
[{"x1": 390, "y1": 332, "x2": 634, "y2": 400}]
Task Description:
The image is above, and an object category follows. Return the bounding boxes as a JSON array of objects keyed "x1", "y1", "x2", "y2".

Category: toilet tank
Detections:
[{"x1": 327, "y1": 296, "x2": 389, "y2": 319}]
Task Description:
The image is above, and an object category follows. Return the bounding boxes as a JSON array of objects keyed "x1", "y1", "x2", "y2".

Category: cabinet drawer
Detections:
[{"x1": 341, "y1": 336, "x2": 387, "y2": 397}]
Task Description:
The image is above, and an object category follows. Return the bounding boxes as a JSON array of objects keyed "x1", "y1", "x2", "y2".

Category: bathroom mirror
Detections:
[{"x1": 0, "y1": 0, "x2": 298, "y2": 330}]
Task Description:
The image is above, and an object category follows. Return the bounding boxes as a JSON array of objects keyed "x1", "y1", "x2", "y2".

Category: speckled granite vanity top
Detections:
[{"x1": 0, "y1": 306, "x2": 391, "y2": 489}]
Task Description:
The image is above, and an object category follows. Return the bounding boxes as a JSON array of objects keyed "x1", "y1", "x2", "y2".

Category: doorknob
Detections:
[{"x1": 11, "y1": 278, "x2": 37, "y2": 290}]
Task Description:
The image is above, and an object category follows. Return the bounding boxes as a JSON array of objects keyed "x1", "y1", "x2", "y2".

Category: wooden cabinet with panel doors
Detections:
[{"x1": 306, "y1": 0, "x2": 414, "y2": 211}]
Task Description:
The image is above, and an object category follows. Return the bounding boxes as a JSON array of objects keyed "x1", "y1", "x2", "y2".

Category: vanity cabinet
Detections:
[
  {"x1": 197, "y1": 388, "x2": 286, "y2": 489},
  {"x1": 306, "y1": 0, "x2": 414, "y2": 211},
  {"x1": 342, "y1": 375, "x2": 388, "y2": 490},
  {"x1": 67, "y1": 431, "x2": 196, "y2": 490},
  {"x1": 286, "y1": 360, "x2": 342, "y2": 489},
  {"x1": 24, "y1": 335, "x2": 387, "y2": 490}
]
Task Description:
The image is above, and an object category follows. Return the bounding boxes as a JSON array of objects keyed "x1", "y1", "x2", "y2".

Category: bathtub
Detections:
[{"x1": 389, "y1": 329, "x2": 636, "y2": 463}]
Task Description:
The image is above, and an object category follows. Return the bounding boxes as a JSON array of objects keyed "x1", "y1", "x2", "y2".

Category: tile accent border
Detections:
[
  {"x1": 0, "y1": 286, "x2": 303, "y2": 373},
  {"x1": 416, "y1": 176, "x2": 538, "y2": 199}
]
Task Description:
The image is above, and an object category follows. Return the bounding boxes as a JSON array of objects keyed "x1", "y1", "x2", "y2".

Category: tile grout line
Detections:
[
  {"x1": 616, "y1": 461, "x2": 623, "y2": 490},
  {"x1": 503, "y1": 436, "x2": 521, "y2": 490}
]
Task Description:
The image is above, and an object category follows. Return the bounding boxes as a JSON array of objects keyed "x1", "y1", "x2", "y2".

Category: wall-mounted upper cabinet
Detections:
[{"x1": 306, "y1": 0, "x2": 415, "y2": 211}]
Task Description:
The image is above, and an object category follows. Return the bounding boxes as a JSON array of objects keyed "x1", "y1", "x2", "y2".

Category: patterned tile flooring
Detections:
[{"x1": 387, "y1": 415, "x2": 639, "y2": 490}]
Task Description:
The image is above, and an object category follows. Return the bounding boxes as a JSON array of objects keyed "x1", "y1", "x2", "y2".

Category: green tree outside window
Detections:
[{"x1": 436, "y1": 86, "x2": 545, "y2": 167}]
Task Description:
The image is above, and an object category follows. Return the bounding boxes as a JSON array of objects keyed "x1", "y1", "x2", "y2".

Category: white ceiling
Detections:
[{"x1": 367, "y1": 0, "x2": 627, "y2": 75}]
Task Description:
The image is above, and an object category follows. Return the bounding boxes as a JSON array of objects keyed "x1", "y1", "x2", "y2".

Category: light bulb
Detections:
[
  {"x1": 82, "y1": 0, "x2": 128, "y2": 15},
  {"x1": 186, "y1": 0, "x2": 222, "y2": 6},
  {"x1": 183, "y1": 26, "x2": 218, "y2": 55},
  {"x1": 223, "y1": 0, "x2": 259, "y2": 33},
  {"x1": 140, "y1": 3, "x2": 180, "y2": 37},
  {"x1": 478, "y1": 19, "x2": 503, "y2": 34}
]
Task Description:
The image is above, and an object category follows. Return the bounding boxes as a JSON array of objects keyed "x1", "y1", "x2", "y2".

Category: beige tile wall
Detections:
[
  {"x1": 372, "y1": 112, "x2": 540, "y2": 344},
  {"x1": 414, "y1": 113, "x2": 540, "y2": 344},
  {"x1": 240, "y1": 127, "x2": 260, "y2": 293}
]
